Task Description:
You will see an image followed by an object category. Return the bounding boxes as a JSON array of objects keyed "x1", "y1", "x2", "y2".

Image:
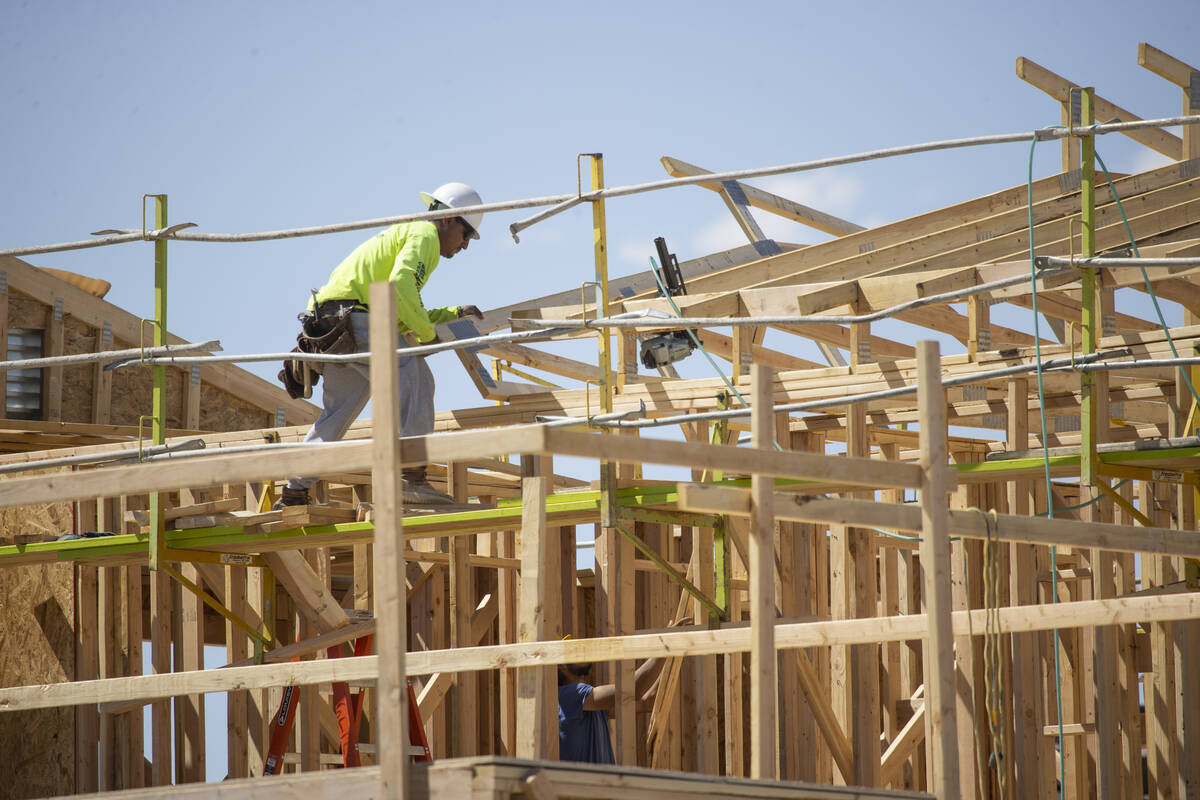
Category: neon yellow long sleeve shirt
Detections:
[{"x1": 310, "y1": 221, "x2": 459, "y2": 343}]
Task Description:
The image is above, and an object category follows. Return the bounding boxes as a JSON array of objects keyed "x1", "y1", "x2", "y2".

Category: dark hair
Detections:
[{"x1": 558, "y1": 662, "x2": 592, "y2": 685}]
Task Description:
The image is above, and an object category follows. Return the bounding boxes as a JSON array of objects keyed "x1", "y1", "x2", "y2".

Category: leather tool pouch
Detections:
[{"x1": 278, "y1": 306, "x2": 359, "y2": 400}]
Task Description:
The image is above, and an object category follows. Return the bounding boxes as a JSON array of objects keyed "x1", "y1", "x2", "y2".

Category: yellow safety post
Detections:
[
  {"x1": 147, "y1": 194, "x2": 168, "y2": 570},
  {"x1": 585, "y1": 153, "x2": 618, "y2": 526},
  {"x1": 1078, "y1": 89, "x2": 1099, "y2": 490}
]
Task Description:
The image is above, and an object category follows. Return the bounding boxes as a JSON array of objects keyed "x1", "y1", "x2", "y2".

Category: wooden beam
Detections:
[
  {"x1": 661, "y1": 156, "x2": 865, "y2": 236},
  {"x1": 542, "y1": 428, "x2": 930, "y2": 490},
  {"x1": 474, "y1": 241, "x2": 787, "y2": 334},
  {"x1": 1016, "y1": 56, "x2": 1182, "y2": 159},
  {"x1": 0, "y1": 424, "x2": 555, "y2": 507},
  {"x1": 261, "y1": 550, "x2": 350, "y2": 634},
  {"x1": 698, "y1": 329, "x2": 824, "y2": 372},
  {"x1": 483, "y1": 341, "x2": 602, "y2": 383},
  {"x1": 676, "y1": 488, "x2": 1200, "y2": 559},
  {"x1": 7, "y1": 593, "x2": 1200, "y2": 712},
  {"x1": 1138, "y1": 43, "x2": 1200, "y2": 160},
  {"x1": 879, "y1": 701, "x2": 926, "y2": 787}
]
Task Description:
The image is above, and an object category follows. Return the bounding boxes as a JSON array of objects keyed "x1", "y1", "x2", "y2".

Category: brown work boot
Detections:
[
  {"x1": 401, "y1": 467, "x2": 454, "y2": 505},
  {"x1": 271, "y1": 486, "x2": 310, "y2": 510}
]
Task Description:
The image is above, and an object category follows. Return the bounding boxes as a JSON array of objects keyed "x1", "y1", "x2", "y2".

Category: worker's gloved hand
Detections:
[{"x1": 457, "y1": 304, "x2": 483, "y2": 320}]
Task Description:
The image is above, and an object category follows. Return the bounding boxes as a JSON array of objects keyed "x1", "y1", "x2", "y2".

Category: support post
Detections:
[
  {"x1": 369, "y1": 280, "x2": 407, "y2": 799},
  {"x1": 148, "y1": 194, "x2": 167, "y2": 571},
  {"x1": 1078, "y1": 87, "x2": 1098, "y2": 490},
  {"x1": 448, "y1": 462, "x2": 477, "y2": 757},
  {"x1": 749, "y1": 364, "x2": 777, "y2": 779},
  {"x1": 917, "y1": 340, "x2": 961, "y2": 798},
  {"x1": 517, "y1": 454, "x2": 556, "y2": 759}
]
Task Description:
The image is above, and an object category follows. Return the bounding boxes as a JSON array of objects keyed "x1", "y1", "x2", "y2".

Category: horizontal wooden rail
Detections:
[
  {"x1": 0, "y1": 425, "x2": 936, "y2": 508},
  {"x1": 678, "y1": 485, "x2": 1200, "y2": 558},
  {"x1": 4, "y1": 592, "x2": 1196, "y2": 713}
]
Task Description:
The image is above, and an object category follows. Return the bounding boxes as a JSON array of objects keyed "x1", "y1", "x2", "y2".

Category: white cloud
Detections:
[
  {"x1": 1129, "y1": 148, "x2": 1173, "y2": 174},
  {"x1": 691, "y1": 215, "x2": 754, "y2": 255},
  {"x1": 680, "y1": 169, "x2": 870, "y2": 255},
  {"x1": 755, "y1": 170, "x2": 867, "y2": 219}
]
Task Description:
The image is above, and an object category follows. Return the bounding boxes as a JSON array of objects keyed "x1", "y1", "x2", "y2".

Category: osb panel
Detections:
[
  {"x1": 60, "y1": 315, "x2": 96, "y2": 424},
  {"x1": 199, "y1": 381, "x2": 272, "y2": 431},
  {"x1": 7, "y1": 294, "x2": 48, "y2": 329},
  {"x1": 107, "y1": 335, "x2": 184, "y2": 428},
  {"x1": 0, "y1": 561, "x2": 76, "y2": 797},
  {"x1": 0, "y1": 498, "x2": 74, "y2": 544}
]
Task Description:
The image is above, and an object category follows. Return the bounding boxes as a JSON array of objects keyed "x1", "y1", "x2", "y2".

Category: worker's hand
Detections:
[{"x1": 457, "y1": 304, "x2": 483, "y2": 320}]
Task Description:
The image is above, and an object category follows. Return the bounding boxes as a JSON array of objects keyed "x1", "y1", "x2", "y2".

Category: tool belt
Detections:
[{"x1": 277, "y1": 299, "x2": 364, "y2": 399}]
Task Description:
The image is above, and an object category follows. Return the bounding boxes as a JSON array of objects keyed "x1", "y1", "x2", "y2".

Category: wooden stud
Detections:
[
  {"x1": 150, "y1": 567, "x2": 172, "y2": 786},
  {"x1": 690, "y1": 523, "x2": 719, "y2": 775},
  {"x1": 368, "y1": 280, "x2": 408, "y2": 799},
  {"x1": 847, "y1": 399, "x2": 881, "y2": 787},
  {"x1": 124, "y1": 560, "x2": 144, "y2": 789},
  {"x1": 174, "y1": 562, "x2": 205, "y2": 783},
  {"x1": 1006, "y1": 377, "x2": 1052, "y2": 798},
  {"x1": 226, "y1": 565, "x2": 249, "y2": 779},
  {"x1": 498, "y1": 526, "x2": 517, "y2": 756},
  {"x1": 724, "y1": 543, "x2": 746, "y2": 778},
  {"x1": 775, "y1": 417, "x2": 803, "y2": 782},
  {"x1": 92, "y1": 320, "x2": 113, "y2": 424},
  {"x1": 447, "y1": 460, "x2": 476, "y2": 757},
  {"x1": 245, "y1": 565, "x2": 268, "y2": 776},
  {"x1": 98, "y1": 564, "x2": 118, "y2": 789},
  {"x1": 916, "y1": 340, "x2": 961, "y2": 799},
  {"x1": 878, "y1": 443, "x2": 905, "y2": 764},
  {"x1": 183, "y1": 365, "x2": 201, "y2": 431},
  {"x1": 44, "y1": 297, "x2": 64, "y2": 421},
  {"x1": 299, "y1": 551, "x2": 321, "y2": 773},
  {"x1": 967, "y1": 295, "x2": 990, "y2": 360},
  {"x1": 75, "y1": 560, "x2": 99, "y2": 793},
  {"x1": 516, "y1": 453, "x2": 553, "y2": 759},
  {"x1": 748, "y1": 364, "x2": 777, "y2": 779},
  {"x1": 1114, "y1": 481, "x2": 1144, "y2": 800}
]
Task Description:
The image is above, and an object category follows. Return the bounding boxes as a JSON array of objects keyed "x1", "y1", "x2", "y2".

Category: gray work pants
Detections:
[{"x1": 287, "y1": 311, "x2": 434, "y2": 491}]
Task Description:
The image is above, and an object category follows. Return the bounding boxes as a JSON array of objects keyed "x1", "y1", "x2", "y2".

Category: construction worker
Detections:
[
  {"x1": 557, "y1": 618, "x2": 690, "y2": 763},
  {"x1": 275, "y1": 182, "x2": 486, "y2": 508}
]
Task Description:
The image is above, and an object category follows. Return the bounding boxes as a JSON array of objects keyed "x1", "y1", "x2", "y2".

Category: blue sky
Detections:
[
  {"x1": 3, "y1": 0, "x2": 1197, "y2": 782},
  {"x1": 3, "y1": 1, "x2": 1195, "y2": 415}
]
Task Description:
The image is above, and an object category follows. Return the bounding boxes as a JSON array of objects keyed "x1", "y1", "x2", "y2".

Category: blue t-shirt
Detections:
[{"x1": 558, "y1": 682, "x2": 615, "y2": 764}]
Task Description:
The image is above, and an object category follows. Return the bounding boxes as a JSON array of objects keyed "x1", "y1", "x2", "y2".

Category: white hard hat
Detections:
[{"x1": 419, "y1": 181, "x2": 483, "y2": 239}]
